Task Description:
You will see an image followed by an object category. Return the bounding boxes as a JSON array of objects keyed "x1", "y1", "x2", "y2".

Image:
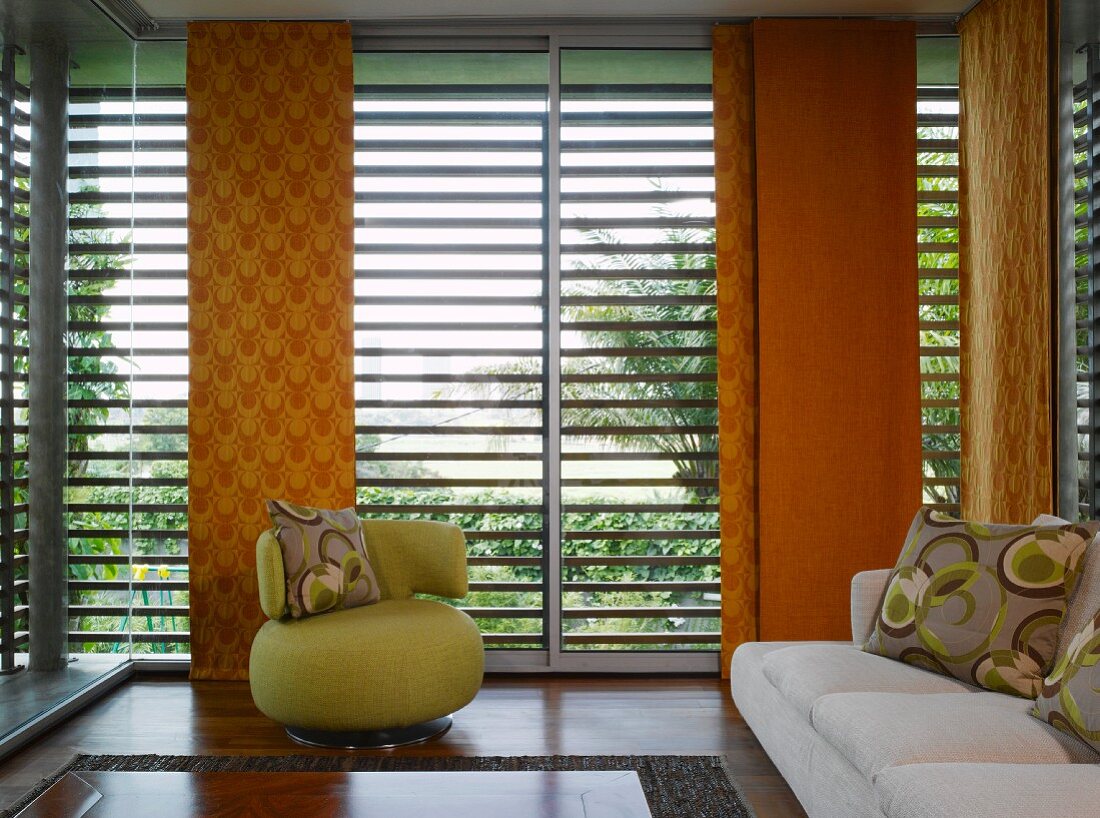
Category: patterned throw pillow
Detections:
[
  {"x1": 266, "y1": 500, "x2": 380, "y2": 618},
  {"x1": 1032, "y1": 608, "x2": 1100, "y2": 752},
  {"x1": 864, "y1": 508, "x2": 1098, "y2": 698}
]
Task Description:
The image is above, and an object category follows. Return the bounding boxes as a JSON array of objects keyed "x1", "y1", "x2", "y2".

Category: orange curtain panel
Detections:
[
  {"x1": 187, "y1": 22, "x2": 357, "y2": 680},
  {"x1": 959, "y1": 0, "x2": 1054, "y2": 524},
  {"x1": 753, "y1": 20, "x2": 922, "y2": 642},
  {"x1": 713, "y1": 25, "x2": 759, "y2": 674}
]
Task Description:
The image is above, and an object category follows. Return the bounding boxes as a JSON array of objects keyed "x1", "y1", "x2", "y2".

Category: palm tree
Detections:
[
  {"x1": 466, "y1": 211, "x2": 718, "y2": 497},
  {"x1": 561, "y1": 220, "x2": 717, "y2": 495}
]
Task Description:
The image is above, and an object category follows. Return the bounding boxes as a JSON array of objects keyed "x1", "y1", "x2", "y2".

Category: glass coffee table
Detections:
[{"x1": 16, "y1": 769, "x2": 654, "y2": 817}]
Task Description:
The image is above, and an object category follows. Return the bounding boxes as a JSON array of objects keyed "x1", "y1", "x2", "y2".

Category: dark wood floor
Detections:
[{"x1": 0, "y1": 675, "x2": 806, "y2": 817}]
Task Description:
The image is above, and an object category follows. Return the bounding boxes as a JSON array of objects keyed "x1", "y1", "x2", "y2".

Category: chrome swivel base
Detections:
[{"x1": 285, "y1": 715, "x2": 453, "y2": 749}]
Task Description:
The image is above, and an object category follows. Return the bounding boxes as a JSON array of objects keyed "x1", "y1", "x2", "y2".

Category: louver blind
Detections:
[
  {"x1": 353, "y1": 50, "x2": 718, "y2": 655},
  {"x1": 66, "y1": 84, "x2": 189, "y2": 654},
  {"x1": 918, "y1": 85, "x2": 961, "y2": 515},
  {"x1": 353, "y1": 55, "x2": 549, "y2": 648},
  {"x1": 0, "y1": 45, "x2": 29, "y2": 671},
  {"x1": 1076, "y1": 46, "x2": 1099, "y2": 519}
]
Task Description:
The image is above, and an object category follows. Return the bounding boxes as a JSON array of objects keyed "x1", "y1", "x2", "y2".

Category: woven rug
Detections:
[{"x1": 3, "y1": 753, "x2": 755, "y2": 818}]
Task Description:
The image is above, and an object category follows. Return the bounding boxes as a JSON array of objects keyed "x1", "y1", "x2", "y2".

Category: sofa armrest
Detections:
[
  {"x1": 851, "y1": 569, "x2": 892, "y2": 644},
  {"x1": 360, "y1": 519, "x2": 469, "y2": 601}
]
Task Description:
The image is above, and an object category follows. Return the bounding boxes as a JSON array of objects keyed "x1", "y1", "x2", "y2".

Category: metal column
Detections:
[
  {"x1": 27, "y1": 35, "x2": 68, "y2": 672},
  {"x1": 0, "y1": 45, "x2": 22, "y2": 675},
  {"x1": 1057, "y1": 42, "x2": 1085, "y2": 520}
]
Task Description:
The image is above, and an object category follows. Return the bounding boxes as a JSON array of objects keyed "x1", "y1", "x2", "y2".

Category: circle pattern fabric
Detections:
[
  {"x1": 1033, "y1": 608, "x2": 1100, "y2": 751},
  {"x1": 267, "y1": 500, "x2": 379, "y2": 619},
  {"x1": 186, "y1": 21, "x2": 357, "y2": 678},
  {"x1": 865, "y1": 508, "x2": 1097, "y2": 698}
]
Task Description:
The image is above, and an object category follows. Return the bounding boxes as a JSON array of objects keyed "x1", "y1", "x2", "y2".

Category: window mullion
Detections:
[{"x1": 545, "y1": 37, "x2": 563, "y2": 667}]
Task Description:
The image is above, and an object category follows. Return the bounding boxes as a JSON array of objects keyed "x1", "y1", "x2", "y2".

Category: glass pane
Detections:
[
  {"x1": 559, "y1": 49, "x2": 719, "y2": 652},
  {"x1": 917, "y1": 43, "x2": 961, "y2": 515},
  {"x1": 65, "y1": 39, "x2": 188, "y2": 660},
  {"x1": 353, "y1": 52, "x2": 549, "y2": 649}
]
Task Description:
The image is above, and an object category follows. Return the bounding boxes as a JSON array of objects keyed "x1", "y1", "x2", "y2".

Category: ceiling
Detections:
[
  {"x1": 135, "y1": 0, "x2": 971, "y2": 21},
  {"x1": 1063, "y1": 0, "x2": 1100, "y2": 48}
]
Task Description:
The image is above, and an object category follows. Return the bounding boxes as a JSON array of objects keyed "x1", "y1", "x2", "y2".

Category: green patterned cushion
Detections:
[
  {"x1": 1033, "y1": 608, "x2": 1100, "y2": 752},
  {"x1": 864, "y1": 508, "x2": 1098, "y2": 698},
  {"x1": 266, "y1": 500, "x2": 380, "y2": 619}
]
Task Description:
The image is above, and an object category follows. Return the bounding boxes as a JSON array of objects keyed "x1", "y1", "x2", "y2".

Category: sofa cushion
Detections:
[
  {"x1": 811, "y1": 691, "x2": 1097, "y2": 780},
  {"x1": 730, "y1": 641, "x2": 884, "y2": 818},
  {"x1": 864, "y1": 507, "x2": 1097, "y2": 698},
  {"x1": 761, "y1": 643, "x2": 975, "y2": 720},
  {"x1": 267, "y1": 500, "x2": 381, "y2": 618},
  {"x1": 874, "y1": 763, "x2": 1100, "y2": 818},
  {"x1": 1033, "y1": 606, "x2": 1100, "y2": 752},
  {"x1": 1033, "y1": 513, "x2": 1100, "y2": 655}
]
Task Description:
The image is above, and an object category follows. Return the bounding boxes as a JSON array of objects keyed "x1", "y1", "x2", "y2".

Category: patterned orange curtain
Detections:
[
  {"x1": 713, "y1": 25, "x2": 758, "y2": 676},
  {"x1": 959, "y1": 0, "x2": 1054, "y2": 523},
  {"x1": 187, "y1": 22, "x2": 357, "y2": 680}
]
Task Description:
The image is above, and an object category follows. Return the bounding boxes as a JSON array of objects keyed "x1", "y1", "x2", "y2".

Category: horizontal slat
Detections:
[
  {"x1": 562, "y1": 632, "x2": 719, "y2": 645},
  {"x1": 561, "y1": 373, "x2": 713, "y2": 384},
  {"x1": 359, "y1": 399, "x2": 540, "y2": 409},
  {"x1": 358, "y1": 505, "x2": 543, "y2": 514},
  {"x1": 558, "y1": 606, "x2": 721, "y2": 620},
  {"x1": 66, "y1": 554, "x2": 187, "y2": 565},
  {"x1": 563, "y1": 425, "x2": 716, "y2": 435},
  {"x1": 461, "y1": 608, "x2": 542, "y2": 619},
  {"x1": 355, "y1": 373, "x2": 538, "y2": 383},
  {"x1": 68, "y1": 530, "x2": 186, "y2": 540},
  {"x1": 562, "y1": 555, "x2": 717, "y2": 566},
  {"x1": 561, "y1": 449, "x2": 691, "y2": 464},
  {"x1": 918, "y1": 190, "x2": 959, "y2": 203},
  {"x1": 483, "y1": 634, "x2": 544, "y2": 645},
  {"x1": 562, "y1": 581, "x2": 719, "y2": 592},
  {"x1": 916, "y1": 113, "x2": 959, "y2": 127},
  {"x1": 564, "y1": 529, "x2": 718, "y2": 540},
  {"x1": 357, "y1": 347, "x2": 540, "y2": 357},
  {"x1": 561, "y1": 320, "x2": 713, "y2": 332},
  {"x1": 67, "y1": 504, "x2": 185, "y2": 514},
  {"x1": 68, "y1": 580, "x2": 188, "y2": 591},
  {"x1": 68, "y1": 112, "x2": 183, "y2": 126},
  {"x1": 357, "y1": 478, "x2": 541, "y2": 488},
  {"x1": 358, "y1": 425, "x2": 540, "y2": 435},
  {"x1": 69, "y1": 606, "x2": 189, "y2": 617},
  {"x1": 68, "y1": 632, "x2": 188, "y2": 644},
  {"x1": 469, "y1": 582, "x2": 541, "y2": 592},
  {"x1": 359, "y1": 452, "x2": 540, "y2": 461}
]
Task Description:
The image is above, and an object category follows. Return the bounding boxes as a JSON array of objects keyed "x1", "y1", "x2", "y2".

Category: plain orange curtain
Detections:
[
  {"x1": 959, "y1": 0, "x2": 1054, "y2": 524},
  {"x1": 713, "y1": 25, "x2": 759, "y2": 675},
  {"x1": 752, "y1": 20, "x2": 922, "y2": 642},
  {"x1": 187, "y1": 22, "x2": 357, "y2": 680}
]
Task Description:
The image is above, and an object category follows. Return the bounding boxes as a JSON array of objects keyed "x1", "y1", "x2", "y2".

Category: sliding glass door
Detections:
[{"x1": 352, "y1": 46, "x2": 718, "y2": 670}]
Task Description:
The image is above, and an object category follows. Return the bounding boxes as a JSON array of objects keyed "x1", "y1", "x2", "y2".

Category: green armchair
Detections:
[{"x1": 249, "y1": 519, "x2": 485, "y2": 748}]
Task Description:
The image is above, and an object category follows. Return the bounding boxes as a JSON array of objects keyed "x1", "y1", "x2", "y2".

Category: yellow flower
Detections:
[
  {"x1": 132, "y1": 565, "x2": 149, "y2": 580},
  {"x1": 157, "y1": 565, "x2": 171, "y2": 579}
]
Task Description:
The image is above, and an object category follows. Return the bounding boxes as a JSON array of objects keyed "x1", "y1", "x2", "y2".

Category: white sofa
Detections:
[{"x1": 730, "y1": 567, "x2": 1100, "y2": 818}]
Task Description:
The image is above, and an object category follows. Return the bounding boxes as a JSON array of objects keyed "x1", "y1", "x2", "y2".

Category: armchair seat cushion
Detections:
[{"x1": 249, "y1": 598, "x2": 484, "y2": 731}]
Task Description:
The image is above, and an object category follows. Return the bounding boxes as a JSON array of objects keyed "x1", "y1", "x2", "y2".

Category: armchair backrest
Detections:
[{"x1": 255, "y1": 518, "x2": 468, "y2": 620}]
